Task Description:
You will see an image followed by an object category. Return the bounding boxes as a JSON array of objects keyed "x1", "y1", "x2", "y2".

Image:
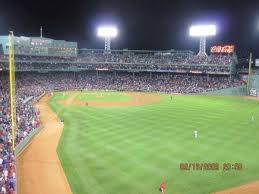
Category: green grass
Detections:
[{"x1": 49, "y1": 92, "x2": 259, "y2": 194}]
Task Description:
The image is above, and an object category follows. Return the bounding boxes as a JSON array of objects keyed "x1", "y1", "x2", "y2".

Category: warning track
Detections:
[{"x1": 17, "y1": 95, "x2": 72, "y2": 194}]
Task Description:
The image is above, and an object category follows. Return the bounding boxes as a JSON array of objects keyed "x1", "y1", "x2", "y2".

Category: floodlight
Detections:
[
  {"x1": 97, "y1": 26, "x2": 118, "y2": 51},
  {"x1": 97, "y1": 26, "x2": 118, "y2": 38},
  {"x1": 189, "y1": 24, "x2": 216, "y2": 56},
  {"x1": 189, "y1": 25, "x2": 216, "y2": 37}
]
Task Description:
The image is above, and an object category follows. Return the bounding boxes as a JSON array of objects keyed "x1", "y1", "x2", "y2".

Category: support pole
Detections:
[
  {"x1": 40, "y1": 26, "x2": 43, "y2": 38},
  {"x1": 198, "y1": 36, "x2": 207, "y2": 56},
  {"x1": 247, "y1": 52, "x2": 252, "y2": 93},
  {"x1": 8, "y1": 31, "x2": 16, "y2": 151},
  {"x1": 104, "y1": 37, "x2": 111, "y2": 51}
]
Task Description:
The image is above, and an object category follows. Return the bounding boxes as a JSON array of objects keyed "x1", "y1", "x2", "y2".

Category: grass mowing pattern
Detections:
[{"x1": 49, "y1": 92, "x2": 259, "y2": 194}]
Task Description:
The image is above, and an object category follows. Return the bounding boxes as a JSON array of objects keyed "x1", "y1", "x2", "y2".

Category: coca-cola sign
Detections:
[{"x1": 210, "y1": 45, "x2": 235, "y2": 54}]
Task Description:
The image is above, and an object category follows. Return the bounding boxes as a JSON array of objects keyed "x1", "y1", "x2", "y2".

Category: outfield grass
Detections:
[{"x1": 49, "y1": 92, "x2": 259, "y2": 194}]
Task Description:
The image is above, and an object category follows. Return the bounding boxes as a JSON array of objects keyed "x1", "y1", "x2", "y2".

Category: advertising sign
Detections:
[{"x1": 210, "y1": 45, "x2": 235, "y2": 54}]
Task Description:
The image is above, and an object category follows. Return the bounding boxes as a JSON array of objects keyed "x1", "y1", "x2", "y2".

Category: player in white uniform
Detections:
[{"x1": 194, "y1": 130, "x2": 198, "y2": 139}]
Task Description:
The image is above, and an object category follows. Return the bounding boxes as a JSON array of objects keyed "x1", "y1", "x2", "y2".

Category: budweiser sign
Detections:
[{"x1": 210, "y1": 45, "x2": 235, "y2": 54}]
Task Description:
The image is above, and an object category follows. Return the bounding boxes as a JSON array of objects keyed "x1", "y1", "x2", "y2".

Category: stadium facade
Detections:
[
  {"x1": 0, "y1": 35, "x2": 77, "y2": 57},
  {"x1": 0, "y1": 35, "x2": 238, "y2": 77}
]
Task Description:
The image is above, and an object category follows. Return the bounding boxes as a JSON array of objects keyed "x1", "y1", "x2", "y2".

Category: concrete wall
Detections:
[{"x1": 201, "y1": 85, "x2": 247, "y2": 96}]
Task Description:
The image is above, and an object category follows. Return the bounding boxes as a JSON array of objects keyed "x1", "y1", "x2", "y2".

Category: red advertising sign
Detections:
[{"x1": 210, "y1": 45, "x2": 235, "y2": 54}]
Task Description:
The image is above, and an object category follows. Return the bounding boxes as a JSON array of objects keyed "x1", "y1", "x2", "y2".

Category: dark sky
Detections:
[{"x1": 0, "y1": 0, "x2": 259, "y2": 57}]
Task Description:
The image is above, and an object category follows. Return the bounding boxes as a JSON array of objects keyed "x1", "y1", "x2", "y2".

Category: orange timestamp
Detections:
[{"x1": 180, "y1": 163, "x2": 243, "y2": 171}]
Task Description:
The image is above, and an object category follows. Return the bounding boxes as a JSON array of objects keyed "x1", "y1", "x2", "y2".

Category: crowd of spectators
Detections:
[
  {"x1": 27, "y1": 72, "x2": 242, "y2": 93},
  {"x1": 0, "y1": 62, "x2": 231, "y2": 74},
  {"x1": 0, "y1": 76, "x2": 42, "y2": 194},
  {"x1": 77, "y1": 50, "x2": 233, "y2": 65},
  {"x1": 0, "y1": 51, "x2": 234, "y2": 77},
  {"x1": 0, "y1": 84, "x2": 16, "y2": 193},
  {"x1": 10, "y1": 71, "x2": 244, "y2": 94},
  {"x1": 0, "y1": 69, "x2": 244, "y2": 194},
  {"x1": 0, "y1": 50, "x2": 233, "y2": 67}
]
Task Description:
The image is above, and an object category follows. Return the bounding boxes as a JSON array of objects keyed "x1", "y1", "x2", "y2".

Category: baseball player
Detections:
[
  {"x1": 160, "y1": 181, "x2": 166, "y2": 194},
  {"x1": 194, "y1": 130, "x2": 198, "y2": 138}
]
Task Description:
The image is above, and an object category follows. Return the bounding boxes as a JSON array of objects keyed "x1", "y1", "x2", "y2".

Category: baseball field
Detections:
[{"x1": 18, "y1": 91, "x2": 259, "y2": 194}]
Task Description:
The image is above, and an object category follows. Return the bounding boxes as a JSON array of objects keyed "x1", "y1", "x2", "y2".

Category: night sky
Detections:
[{"x1": 0, "y1": 0, "x2": 259, "y2": 57}]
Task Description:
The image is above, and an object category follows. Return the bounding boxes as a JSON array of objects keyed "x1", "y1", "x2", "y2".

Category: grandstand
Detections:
[
  {"x1": 0, "y1": 36, "x2": 237, "y2": 77},
  {"x1": 0, "y1": 34, "x2": 256, "y2": 194}
]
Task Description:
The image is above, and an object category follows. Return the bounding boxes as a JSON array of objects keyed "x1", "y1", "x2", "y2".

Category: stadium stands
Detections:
[
  {"x1": 0, "y1": 50, "x2": 234, "y2": 74},
  {"x1": 0, "y1": 46, "x2": 242, "y2": 193},
  {"x1": 5, "y1": 71, "x2": 243, "y2": 94}
]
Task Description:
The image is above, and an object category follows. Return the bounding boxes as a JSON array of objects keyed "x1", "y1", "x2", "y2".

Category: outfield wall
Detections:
[
  {"x1": 250, "y1": 75, "x2": 259, "y2": 89},
  {"x1": 202, "y1": 85, "x2": 247, "y2": 96},
  {"x1": 16, "y1": 126, "x2": 43, "y2": 155},
  {"x1": 249, "y1": 75, "x2": 259, "y2": 97},
  {"x1": 55, "y1": 87, "x2": 249, "y2": 96}
]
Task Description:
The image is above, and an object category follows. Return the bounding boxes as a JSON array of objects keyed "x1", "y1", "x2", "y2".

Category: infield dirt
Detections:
[{"x1": 58, "y1": 92, "x2": 161, "y2": 107}]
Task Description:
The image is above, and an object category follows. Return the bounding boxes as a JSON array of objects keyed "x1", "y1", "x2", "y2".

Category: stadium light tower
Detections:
[
  {"x1": 97, "y1": 26, "x2": 118, "y2": 52},
  {"x1": 189, "y1": 24, "x2": 216, "y2": 56}
]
